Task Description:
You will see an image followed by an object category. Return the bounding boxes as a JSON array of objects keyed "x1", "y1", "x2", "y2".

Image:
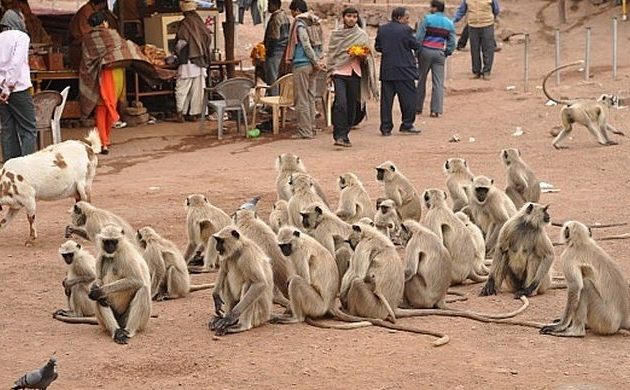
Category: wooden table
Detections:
[{"x1": 30, "y1": 70, "x2": 79, "y2": 93}]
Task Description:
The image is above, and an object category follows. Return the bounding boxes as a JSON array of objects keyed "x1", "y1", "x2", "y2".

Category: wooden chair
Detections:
[
  {"x1": 33, "y1": 90, "x2": 63, "y2": 150},
  {"x1": 251, "y1": 73, "x2": 294, "y2": 135}
]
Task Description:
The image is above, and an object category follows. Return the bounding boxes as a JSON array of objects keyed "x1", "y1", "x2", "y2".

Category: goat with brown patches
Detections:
[{"x1": 0, "y1": 129, "x2": 101, "y2": 245}]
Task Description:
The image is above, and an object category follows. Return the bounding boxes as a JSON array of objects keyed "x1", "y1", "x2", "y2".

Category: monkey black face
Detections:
[
  {"x1": 136, "y1": 231, "x2": 147, "y2": 249},
  {"x1": 379, "y1": 205, "x2": 389, "y2": 214},
  {"x1": 474, "y1": 187, "x2": 489, "y2": 203},
  {"x1": 339, "y1": 176, "x2": 346, "y2": 189},
  {"x1": 444, "y1": 160, "x2": 450, "y2": 171},
  {"x1": 214, "y1": 236, "x2": 225, "y2": 255},
  {"x1": 300, "y1": 212, "x2": 311, "y2": 229},
  {"x1": 102, "y1": 239, "x2": 119, "y2": 255},
  {"x1": 72, "y1": 205, "x2": 87, "y2": 226},
  {"x1": 542, "y1": 206, "x2": 550, "y2": 223},
  {"x1": 376, "y1": 168, "x2": 385, "y2": 181},
  {"x1": 61, "y1": 252, "x2": 74, "y2": 265},
  {"x1": 279, "y1": 243, "x2": 293, "y2": 256}
]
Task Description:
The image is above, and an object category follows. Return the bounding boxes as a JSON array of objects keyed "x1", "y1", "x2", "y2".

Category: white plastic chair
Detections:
[{"x1": 51, "y1": 86, "x2": 70, "y2": 144}]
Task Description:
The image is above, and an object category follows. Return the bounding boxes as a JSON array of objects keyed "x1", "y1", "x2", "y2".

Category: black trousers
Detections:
[
  {"x1": 0, "y1": 90, "x2": 37, "y2": 162},
  {"x1": 469, "y1": 25, "x2": 495, "y2": 75},
  {"x1": 379, "y1": 79, "x2": 416, "y2": 133},
  {"x1": 332, "y1": 74, "x2": 360, "y2": 141}
]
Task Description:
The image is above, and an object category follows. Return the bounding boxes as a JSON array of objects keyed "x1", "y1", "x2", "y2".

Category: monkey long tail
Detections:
[
  {"x1": 395, "y1": 299, "x2": 543, "y2": 329},
  {"x1": 551, "y1": 221, "x2": 627, "y2": 228},
  {"x1": 305, "y1": 317, "x2": 373, "y2": 330},
  {"x1": 450, "y1": 295, "x2": 530, "y2": 319},
  {"x1": 553, "y1": 233, "x2": 630, "y2": 246},
  {"x1": 53, "y1": 313, "x2": 159, "y2": 325},
  {"x1": 328, "y1": 307, "x2": 450, "y2": 346},
  {"x1": 189, "y1": 283, "x2": 215, "y2": 292},
  {"x1": 542, "y1": 60, "x2": 584, "y2": 105},
  {"x1": 445, "y1": 289, "x2": 468, "y2": 304}
]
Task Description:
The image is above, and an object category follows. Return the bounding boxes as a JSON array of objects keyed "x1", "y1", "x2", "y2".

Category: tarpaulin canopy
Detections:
[{"x1": 27, "y1": 0, "x2": 117, "y2": 15}]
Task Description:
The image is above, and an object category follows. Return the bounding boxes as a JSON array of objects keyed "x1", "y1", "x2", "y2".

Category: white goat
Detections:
[{"x1": 0, "y1": 129, "x2": 101, "y2": 245}]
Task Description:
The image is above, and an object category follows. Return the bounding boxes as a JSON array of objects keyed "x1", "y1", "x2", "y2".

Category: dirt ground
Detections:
[{"x1": 2, "y1": 0, "x2": 630, "y2": 388}]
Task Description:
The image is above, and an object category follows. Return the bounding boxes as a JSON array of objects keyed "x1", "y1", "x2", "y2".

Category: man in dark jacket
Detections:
[{"x1": 375, "y1": 7, "x2": 422, "y2": 136}]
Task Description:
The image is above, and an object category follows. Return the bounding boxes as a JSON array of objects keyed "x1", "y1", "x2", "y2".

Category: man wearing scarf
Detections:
[
  {"x1": 173, "y1": 0, "x2": 213, "y2": 122},
  {"x1": 79, "y1": 11, "x2": 175, "y2": 154},
  {"x1": 0, "y1": 9, "x2": 36, "y2": 161},
  {"x1": 283, "y1": 0, "x2": 324, "y2": 139},
  {"x1": 69, "y1": 0, "x2": 117, "y2": 68},
  {"x1": 263, "y1": 0, "x2": 289, "y2": 96},
  {"x1": 326, "y1": 7, "x2": 377, "y2": 147}
]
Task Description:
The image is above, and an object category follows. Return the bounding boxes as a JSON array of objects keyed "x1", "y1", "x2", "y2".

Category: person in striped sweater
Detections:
[{"x1": 415, "y1": 0, "x2": 456, "y2": 118}]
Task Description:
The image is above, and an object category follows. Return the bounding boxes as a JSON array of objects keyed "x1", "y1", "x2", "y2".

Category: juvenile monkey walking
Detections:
[
  {"x1": 541, "y1": 221, "x2": 630, "y2": 337},
  {"x1": 543, "y1": 61, "x2": 624, "y2": 149}
]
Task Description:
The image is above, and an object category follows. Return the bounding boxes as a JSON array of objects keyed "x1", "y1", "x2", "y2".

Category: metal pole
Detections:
[
  {"x1": 584, "y1": 27, "x2": 591, "y2": 81},
  {"x1": 558, "y1": 0, "x2": 566, "y2": 24},
  {"x1": 524, "y1": 34, "x2": 530, "y2": 92},
  {"x1": 623, "y1": 0, "x2": 627, "y2": 21},
  {"x1": 613, "y1": 17, "x2": 618, "y2": 80},
  {"x1": 555, "y1": 29, "x2": 561, "y2": 86}
]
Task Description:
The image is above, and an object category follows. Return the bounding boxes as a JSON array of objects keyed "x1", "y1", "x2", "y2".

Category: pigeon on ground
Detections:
[
  {"x1": 12, "y1": 356, "x2": 58, "y2": 390},
  {"x1": 239, "y1": 195, "x2": 261, "y2": 211}
]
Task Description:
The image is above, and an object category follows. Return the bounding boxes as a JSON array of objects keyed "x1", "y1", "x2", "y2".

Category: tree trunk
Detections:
[
  {"x1": 558, "y1": 0, "x2": 566, "y2": 24},
  {"x1": 223, "y1": 0, "x2": 236, "y2": 78}
]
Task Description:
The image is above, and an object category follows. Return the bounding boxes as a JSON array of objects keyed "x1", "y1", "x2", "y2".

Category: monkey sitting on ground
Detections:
[
  {"x1": 374, "y1": 198, "x2": 404, "y2": 246},
  {"x1": 375, "y1": 161, "x2": 422, "y2": 221},
  {"x1": 269, "y1": 200, "x2": 289, "y2": 233},
  {"x1": 463, "y1": 176, "x2": 517, "y2": 257},
  {"x1": 543, "y1": 61, "x2": 624, "y2": 149},
  {"x1": 275, "y1": 153, "x2": 329, "y2": 206},
  {"x1": 335, "y1": 172, "x2": 373, "y2": 224},
  {"x1": 340, "y1": 223, "x2": 404, "y2": 322},
  {"x1": 500, "y1": 149, "x2": 541, "y2": 210},
  {"x1": 287, "y1": 173, "x2": 329, "y2": 231},
  {"x1": 89, "y1": 225, "x2": 151, "y2": 344},
  {"x1": 443, "y1": 158, "x2": 474, "y2": 212},
  {"x1": 480, "y1": 203, "x2": 554, "y2": 298},
  {"x1": 65, "y1": 201, "x2": 135, "y2": 243},
  {"x1": 53, "y1": 240, "x2": 97, "y2": 319},
  {"x1": 183, "y1": 194, "x2": 231, "y2": 270},
  {"x1": 233, "y1": 208, "x2": 295, "y2": 305},
  {"x1": 455, "y1": 211, "x2": 490, "y2": 274},
  {"x1": 300, "y1": 203, "x2": 353, "y2": 279},
  {"x1": 400, "y1": 221, "x2": 452, "y2": 309},
  {"x1": 209, "y1": 226, "x2": 274, "y2": 335},
  {"x1": 422, "y1": 189, "x2": 487, "y2": 284},
  {"x1": 137, "y1": 227, "x2": 213, "y2": 300},
  {"x1": 540, "y1": 221, "x2": 630, "y2": 337},
  {"x1": 273, "y1": 227, "x2": 339, "y2": 323}
]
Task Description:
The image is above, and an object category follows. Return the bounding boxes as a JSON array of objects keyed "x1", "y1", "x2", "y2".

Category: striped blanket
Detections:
[{"x1": 79, "y1": 27, "x2": 176, "y2": 117}]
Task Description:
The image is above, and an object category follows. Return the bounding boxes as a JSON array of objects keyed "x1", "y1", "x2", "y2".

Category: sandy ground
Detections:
[{"x1": 2, "y1": 0, "x2": 630, "y2": 388}]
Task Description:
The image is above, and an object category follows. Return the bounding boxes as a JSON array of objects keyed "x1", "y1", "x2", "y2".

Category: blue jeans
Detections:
[{"x1": 0, "y1": 90, "x2": 37, "y2": 162}]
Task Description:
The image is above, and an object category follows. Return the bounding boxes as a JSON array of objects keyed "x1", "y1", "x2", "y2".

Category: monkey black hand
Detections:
[
  {"x1": 64, "y1": 225, "x2": 74, "y2": 239},
  {"x1": 479, "y1": 278, "x2": 497, "y2": 296},
  {"x1": 212, "y1": 293, "x2": 224, "y2": 317},
  {"x1": 88, "y1": 285, "x2": 103, "y2": 300},
  {"x1": 539, "y1": 325, "x2": 556, "y2": 334},
  {"x1": 214, "y1": 312, "x2": 239, "y2": 336},
  {"x1": 114, "y1": 328, "x2": 129, "y2": 344}
]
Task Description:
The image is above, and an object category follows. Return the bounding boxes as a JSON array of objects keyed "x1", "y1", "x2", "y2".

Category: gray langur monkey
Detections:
[
  {"x1": 287, "y1": 173, "x2": 329, "y2": 230},
  {"x1": 443, "y1": 158, "x2": 474, "y2": 212},
  {"x1": 375, "y1": 161, "x2": 422, "y2": 221},
  {"x1": 273, "y1": 227, "x2": 339, "y2": 323},
  {"x1": 541, "y1": 221, "x2": 630, "y2": 337},
  {"x1": 463, "y1": 176, "x2": 517, "y2": 257},
  {"x1": 183, "y1": 194, "x2": 231, "y2": 270},
  {"x1": 543, "y1": 61, "x2": 624, "y2": 149},
  {"x1": 500, "y1": 148, "x2": 541, "y2": 210},
  {"x1": 422, "y1": 189, "x2": 487, "y2": 284},
  {"x1": 480, "y1": 203, "x2": 554, "y2": 298},
  {"x1": 90, "y1": 224, "x2": 151, "y2": 344},
  {"x1": 233, "y1": 208, "x2": 295, "y2": 305},
  {"x1": 137, "y1": 227, "x2": 214, "y2": 301},
  {"x1": 53, "y1": 240, "x2": 97, "y2": 319},
  {"x1": 65, "y1": 201, "x2": 135, "y2": 243},
  {"x1": 269, "y1": 199, "x2": 289, "y2": 233},
  {"x1": 374, "y1": 198, "x2": 404, "y2": 246},
  {"x1": 275, "y1": 153, "x2": 329, "y2": 206},
  {"x1": 455, "y1": 211, "x2": 490, "y2": 274},
  {"x1": 340, "y1": 223, "x2": 404, "y2": 322},
  {"x1": 209, "y1": 226, "x2": 274, "y2": 335},
  {"x1": 335, "y1": 172, "x2": 374, "y2": 224}
]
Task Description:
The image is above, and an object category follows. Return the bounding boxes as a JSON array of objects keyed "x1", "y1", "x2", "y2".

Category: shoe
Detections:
[
  {"x1": 334, "y1": 139, "x2": 345, "y2": 147},
  {"x1": 430, "y1": 112, "x2": 440, "y2": 118},
  {"x1": 114, "y1": 120, "x2": 127, "y2": 129},
  {"x1": 342, "y1": 139, "x2": 352, "y2": 147},
  {"x1": 472, "y1": 73, "x2": 482, "y2": 79},
  {"x1": 494, "y1": 46, "x2": 502, "y2": 52},
  {"x1": 399, "y1": 127, "x2": 422, "y2": 134},
  {"x1": 482, "y1": 73, "x2": 491, "y2": 81},
  {"x1": 381, "y1": 131, "x2": 392, "y2": 136},
  {"x1": 100, "y1": 148, "x2": 109, "y2": 155}
]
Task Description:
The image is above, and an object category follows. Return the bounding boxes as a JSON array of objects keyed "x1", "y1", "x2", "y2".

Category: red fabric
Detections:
[{"x1": 95, "y1": 68, "x2": 119, "y2": 147}]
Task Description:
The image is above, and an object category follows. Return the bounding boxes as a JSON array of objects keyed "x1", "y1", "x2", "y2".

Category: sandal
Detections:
[{"x1": 430, "y1": 112, "x2": 440, "y2": 118}]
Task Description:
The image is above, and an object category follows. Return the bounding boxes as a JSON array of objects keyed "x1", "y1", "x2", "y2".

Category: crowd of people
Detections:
[{"x1": 0, "y1": 0, "x2": 500, "y2": 162}]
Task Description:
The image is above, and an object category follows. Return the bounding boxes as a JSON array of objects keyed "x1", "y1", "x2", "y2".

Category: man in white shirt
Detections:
[{"x1": 0, "y1": 9, "x2": 36, "y2": 162}]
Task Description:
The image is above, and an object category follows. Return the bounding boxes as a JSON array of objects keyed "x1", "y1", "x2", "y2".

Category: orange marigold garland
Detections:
[
  {"x1": 347, "y1": 44, "x2": 370, "y2": 58},
  {"x1": 250, "y1": 42, "x2": 266, "y2": 66}
]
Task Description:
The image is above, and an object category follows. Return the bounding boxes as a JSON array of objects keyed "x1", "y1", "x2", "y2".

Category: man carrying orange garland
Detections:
[{"x1": 326, "y1": 7, "x2": 377, "y2": 147}]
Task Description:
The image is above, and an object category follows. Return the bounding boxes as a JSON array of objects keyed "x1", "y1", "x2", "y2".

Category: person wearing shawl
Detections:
[
  {"x1": 173, "y1": 0, "x2": 213, "y2": 122},
  {"x1": 79, "y1": 11, "x2": 175, "y2": 154},
  {"x1": 0, "y1": 9, "x2": 36, "y2": 161},
  {"x1": 69, "y1": 0, "x2": 117, "y2": 68},
  {"x1": 262, "y1": 0, "x2": 289, "y2": 96},
  {"x1": 326, "y1": 7, "x2": 378, "y2": 147},
  {"x1": 283, "y1": 0, "x2": 324, "y2": 139}
]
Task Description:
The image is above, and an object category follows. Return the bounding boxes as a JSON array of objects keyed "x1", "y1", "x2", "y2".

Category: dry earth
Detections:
[{"x1": 2, "y1": 0, "x2": 630, "y2": 388}]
